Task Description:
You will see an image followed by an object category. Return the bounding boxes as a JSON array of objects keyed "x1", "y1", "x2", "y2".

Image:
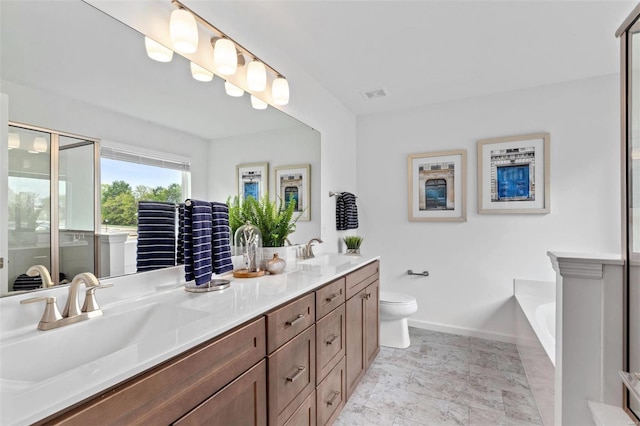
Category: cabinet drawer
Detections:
[
  {"x1": 316, "y1": 304, "x2": 345, "y2": 384},
  {"x1": 316, "y1": 357, "x2": 346, "y2": 426},
  {"x1": 46, "y1": 317, "x2": 266, "y2": 425},
  {"x1": 345, "y1": 260, "x2": 379, "y2": 300},
  {"x1": 267, "y1": 293, "x2": 315, "y2": 353},
  {"x1": 268, "y1": 325, "x2": 316, "y2": 426},
  {"x1": 173, "y1": 359, "x2": 267, "y2": 426},
  {"x1": 315, "y1": 277, "x2": 345, "y2": 320},
  {"x1": 283, "y1": 390, "x2": 316, "y2": 426}
]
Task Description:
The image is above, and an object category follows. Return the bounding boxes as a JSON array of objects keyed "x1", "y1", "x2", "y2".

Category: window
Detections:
[{"x1": 100, "y1": 147, "x2": 190, "y2": 238}]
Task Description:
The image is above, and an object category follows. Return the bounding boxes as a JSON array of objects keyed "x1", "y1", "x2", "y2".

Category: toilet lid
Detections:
[{"x1": 380, "y1": 291, "x2": 416, "y2": 304}]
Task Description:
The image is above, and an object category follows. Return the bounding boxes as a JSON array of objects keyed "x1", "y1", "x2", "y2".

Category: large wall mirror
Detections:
[{"x1": 0, "y1": 0, "x2": 321, "y2": 296}]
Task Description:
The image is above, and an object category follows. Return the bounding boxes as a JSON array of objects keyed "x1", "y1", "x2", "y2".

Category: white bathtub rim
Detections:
[{"x1": 515, "y1": 294, "x2": 556, "y2": 366}]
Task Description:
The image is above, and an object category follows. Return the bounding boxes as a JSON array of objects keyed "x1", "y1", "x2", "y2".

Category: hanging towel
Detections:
[
  {"x1": 336, "y1": 192, "x2": 359, "y2": 230},
  {"x1": 136, "y1": 201, "x2": 176, "y2": 272},
  {"x1": 211, "y1": 202, "x2": 234, "y2": 275},
  {"x1": 177, "y1": 203, "x2": 185, "y2": 265},
  {"x1": 183, "y1": 199, "x2": 213, "y2": 286}
]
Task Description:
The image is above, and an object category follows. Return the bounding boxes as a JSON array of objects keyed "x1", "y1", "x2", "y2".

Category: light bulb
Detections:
[
  {"x1": 144, "y1": 37, "x2": 173, "y2": 62},
  {"x1": 251, "y1": 95, "x2": 268, "y2": 110},
  {"x1": 272, "y1": 77, "x2": 290, "y2": 105},
  {"x1": 225, "y1": 81, "x2": 244, "y2": 97},
  {"x1": 247, "y1": 60, "x2": 267, "y2": 92},
  {"x1": 170, "y1": 9, "x2": 198, "y2": 54},
  {"x1": 8, "y1": 133, "x2": 20, "y2": 150},
  {"x1": 190, "y1": 62, "x2": 213, "y2": 82},
  {"x1": 213, "y1": 38, "x2": 237, "y2": 75},
  {"x1": 30, "y1": 137, "x2": 47, "y2": 154}
]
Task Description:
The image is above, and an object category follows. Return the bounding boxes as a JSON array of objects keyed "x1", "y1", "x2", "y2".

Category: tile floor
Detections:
[{"x1": 335, "y1": 327, "x2": 543, "y2": 426}]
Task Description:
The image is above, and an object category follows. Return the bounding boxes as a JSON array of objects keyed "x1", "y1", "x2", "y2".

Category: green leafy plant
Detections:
[
  {"x1": 227, "y1": 194, "x2": 300, "y2": 247},
  {"x1": 343, "y1": 235, "x2": 363, "y2": 250}
]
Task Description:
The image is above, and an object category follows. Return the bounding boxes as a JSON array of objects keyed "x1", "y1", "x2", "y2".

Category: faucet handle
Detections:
[
  {"x1": 20, "y1": 296, "x2": 63, "y2": 328},
  {"x1": 82, "y1": 283, "x2": 113, "y2": 313}
]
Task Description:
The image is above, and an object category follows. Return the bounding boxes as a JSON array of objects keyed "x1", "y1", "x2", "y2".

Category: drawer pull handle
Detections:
[
  {"x1": 327, "y1": 391, "x2": 340, "y2": 406},
  {"x1": 285, "y1": 313, "x2": 305, "y2": 326},
  {"x1": 363, "y1": 292, "x2": 371, "y2": 300},
  {"x1": 325, "y1": 292, "x2": 341, "y2": 302},
  {"x1": 286, "y1": 366, "x2": 306, "y2": 383},
  {"x1": 326, "y1": 334, "x2": 339, "y2": 345}
]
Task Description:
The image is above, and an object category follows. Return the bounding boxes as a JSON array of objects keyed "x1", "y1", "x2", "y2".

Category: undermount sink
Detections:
[
  {"x1": 297, "y1": 253, "x2": 357, "y2": 267},
  {"x1": 0, "y1": 302, "x2": 208, "y2": 384}
]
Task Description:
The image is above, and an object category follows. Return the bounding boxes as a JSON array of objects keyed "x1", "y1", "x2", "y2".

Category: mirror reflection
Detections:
[{"x1": 1, "y1": 0, "x2": 321, "y2": 296}]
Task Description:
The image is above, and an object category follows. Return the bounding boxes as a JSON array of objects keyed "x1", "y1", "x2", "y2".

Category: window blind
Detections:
[{"x1": 101, "y1": 146, "x2": 190, "y2": 172}]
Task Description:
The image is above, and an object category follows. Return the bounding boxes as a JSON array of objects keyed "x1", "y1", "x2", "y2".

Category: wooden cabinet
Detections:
[
  {"x1": 315, "y1": 277, "x2": 345, "y2": 320},
  {"x1": 316, "y1": 357, "x2": 346, "y2": 426},
  {"x1": 267, "y1": 292, "x2": 316, "y2": 354},
  {"x1": 345, "y1": 261, "x2": 380, "y2": 399},
  {"x1": 283, "y1": 390, "x2": 316, "y2": 426},
  {"x1": 316, "y1": 304, "x2": 345, "y2": 383}
]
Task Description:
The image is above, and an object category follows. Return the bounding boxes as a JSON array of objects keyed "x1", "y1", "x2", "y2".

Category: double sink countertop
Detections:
[{"x1": 0, "y1": 253, "x2": 379, "y2": 426}]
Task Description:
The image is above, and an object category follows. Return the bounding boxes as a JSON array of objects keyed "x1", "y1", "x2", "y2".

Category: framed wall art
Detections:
[
  {"x1": 237, "y1": 162, "x2": 268, "y2": 202},
  {"x1": 274, "y1": 164, "x2": 311, "y2": 221},
  {"x1": 408, "y1": 150, "x2": 467, "y2": 222},
  {"x1": 477, "y1": 133, "x2": 550, "y2": 214}
]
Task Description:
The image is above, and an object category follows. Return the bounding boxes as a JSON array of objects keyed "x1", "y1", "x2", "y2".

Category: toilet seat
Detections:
[{"x1": 380, "y1": 291, "x2": 416, "y2": 305}]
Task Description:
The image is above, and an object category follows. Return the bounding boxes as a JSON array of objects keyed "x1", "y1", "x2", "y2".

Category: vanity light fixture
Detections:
[
  {"x1": 8, "y1": 133, "x2": 20, "y2": 150},
  {"x1": 144, "y1": 37, "x2": 174, "y2": 62},
  {"x1": 190, "y1": 61, "x2": 214, "y2": 82},
  {"x1": 29, "y1": 137, "x2": 47, "y2": 154},
  {"x1": 247, "y1": 59, "x2": 267, "y2": 92},
  {"x1": 250, "y1": 95, "x2": 268, "y2": 110},
  {"x1": 170, "y1": 8, "x2": 198, "y2": 54},
  {"x1": 272, "y1": 77, "x2": 290, "y2": 106},
  {"x1": 225, "y1": 81, "x2": 244, "y2": 97}
]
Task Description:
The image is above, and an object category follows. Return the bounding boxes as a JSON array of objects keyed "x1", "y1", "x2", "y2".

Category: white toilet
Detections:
[{"x1": 379, "y1": 291, "x2": 418, "y2": 349}]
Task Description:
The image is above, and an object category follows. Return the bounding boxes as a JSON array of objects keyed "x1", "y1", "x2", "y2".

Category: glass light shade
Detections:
[
  {"x1": 251, "y1": 95, "x2": 268, "y2": 110},
  {"x1": 8, "y1": 133, "x2": 20, "y2": 150},
  {"x1": 144, "y1": 37, "x2": 174, "y2": 62},
  {"x1": 225, "y1": 81, "x2": 244, "y2": 97},
  {"x1": 234, "y1": 222, "x2": 263, "y2": 273},
  {"x1": 247, "y1": 60, "x2": 267, "y2": 92},
  {"x1": 170, "y1": 9, "x2": 198, "y2": 54},
  {"x1": 213, "y1": 38, "x2": 237, "y2": 75},
  {"x1": 272, "y1": 77, "x2": 290, "y2": 105},
  {"x1": 30, "y1": 137, "x2": 47, "y2": 153},
  {"x1": 190, "y1": 62, "x2": 213, "y2": 82}
]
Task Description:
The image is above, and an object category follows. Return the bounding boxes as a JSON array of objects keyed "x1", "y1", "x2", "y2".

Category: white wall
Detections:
[
  {"x1": 1, "y1": 94, "x2": 8, "y2": 292},
  {"x1": 208, "y1": 126, "x2": 321, "y2": 245},
  {"x1": 357, "y1": 75, "x2": 621, "y2": 341},
  {"x1": 2, "y1": 80, "x2": 210, "y2": 199}
]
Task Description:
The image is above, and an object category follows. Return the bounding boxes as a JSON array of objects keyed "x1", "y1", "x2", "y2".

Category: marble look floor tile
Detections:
[
  {"x1": 406, "y1": 369, "x2": 469, "y2": 401},
  {"x1": 469, "y1": 349, "x2": 498, "y2": 369},
  {"x1": 502, "y1": 390, "x2": 543, "y2": 424},
  {"x1": 469, "y1": 407, "x2": 543, "y2": 426},
  {"x1": 470, "y1": 337, "x2": 519, "y2": 356},
  {"x1": 454, "y1": 381, "x2": 506, "y2": 413},
  {"x1": 411, "y1": 329, "x2": 470, "y2": 350},
  {"x1": 334, "y1": 402, "x2": 396, "y2": 426},
  {"x1": 496, "y1": 353, "x2": 526, "y2": 375},
  {"x1": 392, "y1": 416, "x2": 429, "y2": 426},
  {"x1": 469, "y1": 364, "x2": 533, "y2": 396}
]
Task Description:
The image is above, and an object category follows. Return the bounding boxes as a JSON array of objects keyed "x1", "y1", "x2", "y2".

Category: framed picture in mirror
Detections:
[
  {"x1": 274, "y1": 164, "x2": 311, "y2": 221},
  {"x1": 477, "y1": 133, "x2": 550, "y2": 214},
  {"x1": 237, "y1": 162, "x2": 268, "y2": 203}
]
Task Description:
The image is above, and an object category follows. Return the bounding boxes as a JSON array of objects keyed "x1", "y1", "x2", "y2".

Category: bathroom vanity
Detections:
[{"x1": 0, "y1": 254, "x2": 380, "y2": 425}]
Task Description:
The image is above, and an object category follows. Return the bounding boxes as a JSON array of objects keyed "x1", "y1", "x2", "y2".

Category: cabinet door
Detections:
[
  {"x1": 174, "y1": 360, "x2": 267, "y2": 426},
  {"x1": 283, "y1": 390, "x2": 316, "y2": 426},
  {"x1": 364, "y1": 280, "x2": 380, "y2": 370},
  {"x1": 345, "y1": 289, "x2": 365, "y2": 399},
  {"x1": 316, "y1": 357, "x2": 346, "y2": 426},
  {"x1": 316, "y1": 304, "x2": 345, "y2": 384}
]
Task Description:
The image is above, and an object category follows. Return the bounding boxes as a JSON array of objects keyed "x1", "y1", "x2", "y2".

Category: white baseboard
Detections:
[{"x1": 407, "y1": 318, "x2": 520, "y2": 344}]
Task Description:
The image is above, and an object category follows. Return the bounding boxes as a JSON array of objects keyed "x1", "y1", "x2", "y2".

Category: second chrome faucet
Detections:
[{"x1": 21, "y1": 272, "x2": 112, "y2": 331}]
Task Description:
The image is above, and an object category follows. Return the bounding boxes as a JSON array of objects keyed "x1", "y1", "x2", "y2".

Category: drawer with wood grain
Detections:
[
  {"x1": 266, "y1": 292, "x2": 315, "y2": 354},
  {"x1": 315, "y1": 304, "x2": 345, "y2": 384},
  {"x1": 315, "y1": 277, "x2": 345, "y2": 320},
  {"x1": 345, "y1": 260, "x2": 379, "y2": 300},
  {"x1": 316, "y1": 357, "x2": 346, "y2": 426}
]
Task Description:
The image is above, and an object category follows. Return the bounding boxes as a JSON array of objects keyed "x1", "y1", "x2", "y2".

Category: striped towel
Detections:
[
  {"x1": 177, "y1": 203, "x2": 185, "y2": 265},
  {"x1": 336, "y1": 192, "x2": 359, "y2": 230},
  {"x1": 211, "y1": 202, "x2": 234, "y2": 275},
  {"x1": 136, "y1": 201, "x2": 176, "y2": 272},
  {"x1": 183, "y1": 199, "x2": 213, "y2": 285}
]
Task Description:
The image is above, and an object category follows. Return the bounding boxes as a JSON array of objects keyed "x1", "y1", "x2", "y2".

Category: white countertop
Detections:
[{"x1": 0, "y1": 253, "x2": 380, "y2": 425}]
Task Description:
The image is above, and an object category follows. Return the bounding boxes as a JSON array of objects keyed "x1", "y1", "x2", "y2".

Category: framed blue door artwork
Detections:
[
  {"x1": 236, "y1": 162, "x2": 268, "y2": 203},
  {"x1": 407, "y1": 150, "x2": 467, "y2": 222},
  {"x1": 477, "y1": 133, "x2": 550, "y2": 214},
  {"x1": 274, "y1": 164, "x2": 310, "y2": 221}
]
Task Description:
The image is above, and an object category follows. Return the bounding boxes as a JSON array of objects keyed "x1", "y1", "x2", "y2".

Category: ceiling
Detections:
[{"x1": 198, "y1": 0, "x2": 637, "y2": 116}]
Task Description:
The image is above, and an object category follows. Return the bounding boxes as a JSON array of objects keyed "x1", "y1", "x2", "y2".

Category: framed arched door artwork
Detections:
[{"x1": 274, "y1": 164, "x2": 310, "y2": 221}]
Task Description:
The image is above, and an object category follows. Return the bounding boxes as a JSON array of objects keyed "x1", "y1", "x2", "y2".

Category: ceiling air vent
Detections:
[{"x1": 360, "y1": 88, "x2": 387, "y2": 100}]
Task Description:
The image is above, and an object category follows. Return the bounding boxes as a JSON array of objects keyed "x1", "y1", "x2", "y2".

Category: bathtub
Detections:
[{"x1": 514, "y1": 279, "x2": 556, "y2": 365}]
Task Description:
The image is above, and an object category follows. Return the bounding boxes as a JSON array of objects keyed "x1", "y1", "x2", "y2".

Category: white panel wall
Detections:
[
  {"x1": 357, "y1": 75, "x2": 621, "y2": 341},
  {"x1": 1, "y1": 94, "x2": 8, "y2": 292}
]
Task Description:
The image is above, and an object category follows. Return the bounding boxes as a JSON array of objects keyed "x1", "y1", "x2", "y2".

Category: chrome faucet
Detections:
[
  {"x1": 21, "y1": 272, "x2": 112, "y2": 331},
  {"x1": 303, "y1": 238, "x2": 323, "y2": 259},
  {"x1": 26, "y1": 265, "x2": 54, "y2": 288}
]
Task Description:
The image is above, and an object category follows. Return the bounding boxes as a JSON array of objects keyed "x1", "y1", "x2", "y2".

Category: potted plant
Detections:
[{"x1": 343, "y1": 235, "x2": 363, "y2": 255}]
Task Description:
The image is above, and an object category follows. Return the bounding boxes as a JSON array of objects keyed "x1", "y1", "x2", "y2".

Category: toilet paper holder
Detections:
[{"x1": 407, "y1": 270, "x2": 429, "y2": 277}]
